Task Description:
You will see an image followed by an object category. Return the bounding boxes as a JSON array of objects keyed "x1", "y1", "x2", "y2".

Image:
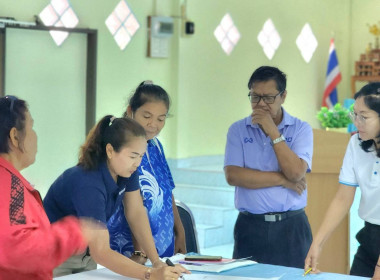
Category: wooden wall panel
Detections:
[{"x1": 305, "y1": 129, "x2": 351, "y2": 274}]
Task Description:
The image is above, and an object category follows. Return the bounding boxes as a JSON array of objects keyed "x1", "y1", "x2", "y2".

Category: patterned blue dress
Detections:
[{"x1": 107, "y1": 138, "x2": 175, "y2": 257}]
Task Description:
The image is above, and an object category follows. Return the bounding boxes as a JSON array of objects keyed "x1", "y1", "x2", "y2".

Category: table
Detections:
[{"x1": 55, "y1": 263, "x2": 370, "y2": 280}]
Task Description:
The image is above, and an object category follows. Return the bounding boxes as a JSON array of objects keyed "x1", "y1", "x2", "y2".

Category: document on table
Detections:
[
  {"x1": 53, "y1": 268, "x2": 137, "y2": 279},
  {"x1": 180, "y1": 259, "x2": 257, "y2": 273},
  {"x1": 183, "y1": 274, "x2": 281, "y2": 280},
  {"x1": 167, "y1": 254, "x2": 257, "y2": 273}
]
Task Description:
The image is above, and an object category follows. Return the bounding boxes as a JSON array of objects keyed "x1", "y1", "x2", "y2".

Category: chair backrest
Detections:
[{"x1": 175, "y1": 200, "x2": 199, "y2": 253}]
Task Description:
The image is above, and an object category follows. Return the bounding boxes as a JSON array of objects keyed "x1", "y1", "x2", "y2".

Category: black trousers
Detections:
[
  {"x1": 233, "y1": 211, "x2": 312, "y2": 268},
  {"x1": 350, "y1": 222, "x2": 380, "y2": 277}
]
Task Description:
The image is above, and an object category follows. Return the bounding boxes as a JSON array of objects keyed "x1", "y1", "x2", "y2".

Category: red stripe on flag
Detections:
[{"x1": 322, "y1": 73, "x2": 342, "y2": 107}]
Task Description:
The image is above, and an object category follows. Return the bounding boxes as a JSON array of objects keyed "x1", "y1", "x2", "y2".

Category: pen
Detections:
[
  {"x1": 303, "y1": 267, "x2": 312, "y2": 277},
  {"x1": 166, "y1": 259, "x2": 185, "y2": 279},
  {"x1": 166, "y1": 258, "x2": 175, "y2": 266},
  {"x1": 178, "y1": 260, "x2": 203, "y2": 266}
]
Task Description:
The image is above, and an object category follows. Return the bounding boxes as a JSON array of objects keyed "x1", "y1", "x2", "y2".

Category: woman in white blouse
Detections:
[{"x1": 305, "y1": 83, "x2": 380, "y2": 279}]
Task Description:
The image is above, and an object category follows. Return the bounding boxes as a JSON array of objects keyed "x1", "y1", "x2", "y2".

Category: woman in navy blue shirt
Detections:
[
  {"x1": 108, "y1": 81, "x2": 186, "y2": 264},
  {"x1": 44, "y1": 116, "x2": 187, "y2": 280}
]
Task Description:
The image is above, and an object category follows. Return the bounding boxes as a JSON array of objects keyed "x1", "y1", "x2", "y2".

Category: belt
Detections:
[
  {"x1": 365, "y1": 221, "x2": 380, "y2": 229},
  {"x1": 241, "y1": 208, "x2": 304, "y2": 222}
]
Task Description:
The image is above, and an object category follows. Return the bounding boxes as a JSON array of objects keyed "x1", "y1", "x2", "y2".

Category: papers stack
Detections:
[{"x1": 168, "y1": 254, "x2": 257, "y2": 273}]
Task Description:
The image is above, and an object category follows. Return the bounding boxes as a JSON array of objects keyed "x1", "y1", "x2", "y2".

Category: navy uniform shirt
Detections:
[{"x1": 43, "y1": 162, "x2": 139, "y2": 224}]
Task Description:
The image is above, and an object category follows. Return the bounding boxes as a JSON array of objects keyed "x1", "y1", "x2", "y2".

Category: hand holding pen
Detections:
[
  {"x1": 148, "y1": 260, "x2": 189, "y2": 280},
  {"x1": 303, "y1": 267, "x2": 312, "y2": 277},
  {"x1": 304, "y1": 242, "x2": 322, "y2": 276},
  {"x1": 165, "y1": 259, "x2": 191, "y2": 279}
]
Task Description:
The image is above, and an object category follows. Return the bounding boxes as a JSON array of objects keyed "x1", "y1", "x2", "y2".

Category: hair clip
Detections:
[
  {"x1": 5, "y1": 95, "x2": 18, "y2": 112},
  {"x1": 143, "y1": 80, "x2": 154, "y2": 85},
  {"x1": 109, "y1": 116, "x2": 116, "y2": 126}
]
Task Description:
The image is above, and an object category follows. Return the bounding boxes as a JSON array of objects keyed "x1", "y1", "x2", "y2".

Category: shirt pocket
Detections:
[{"x1": 369, "y1": 160, "x2": 380, "y2": 189}]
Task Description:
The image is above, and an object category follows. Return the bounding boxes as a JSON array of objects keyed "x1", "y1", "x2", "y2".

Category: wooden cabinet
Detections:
[
  {"x1": 351, "y1": 48, "x2": 380, "y2": 96},
  {"x1": 305, "y1": 129, "x2": 351, "y2": 274},
  {"x1": 351, "y1": 75, "x2": 380, "y2": 96}
]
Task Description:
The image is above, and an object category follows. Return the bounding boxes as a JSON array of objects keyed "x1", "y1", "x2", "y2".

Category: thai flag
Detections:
[{"x1": 322, "y1": 39, "x2": 342, "y2": 108}]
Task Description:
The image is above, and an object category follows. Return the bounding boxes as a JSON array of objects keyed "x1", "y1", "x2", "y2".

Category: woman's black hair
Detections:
[
  {"x1": 354, "y1": 82, "x2": 380, "y2": 157},
  {"x1": 0, "y1": 96, "x2": 28, "y2": 153},
  {"x1": 78, "y1": 115, "x2": 146, "y2": 170},
  {"x1": 124, "y1": 81, "x2": 170, "y2": 117}
]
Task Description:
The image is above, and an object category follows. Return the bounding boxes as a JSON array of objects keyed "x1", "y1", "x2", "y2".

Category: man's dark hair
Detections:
[{"x1": 248, "y1": 66, "x2": 287, "y2": 92}]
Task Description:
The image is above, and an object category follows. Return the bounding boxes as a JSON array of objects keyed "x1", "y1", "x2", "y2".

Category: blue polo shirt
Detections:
[
  {"x1": 224, "y1": 108, "x2": 313, "y2": 214},
  {"x1": 43, "y1": 162, "x2": 140, "y2": 224}
]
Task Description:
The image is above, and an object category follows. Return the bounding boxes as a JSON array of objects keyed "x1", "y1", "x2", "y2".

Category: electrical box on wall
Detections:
[
  {"x1": 185, "y1": 21, "x2": 194, "y2": 34},
  {"x1": 147, "y1": 16, "x2": 174, "y2": 58}
]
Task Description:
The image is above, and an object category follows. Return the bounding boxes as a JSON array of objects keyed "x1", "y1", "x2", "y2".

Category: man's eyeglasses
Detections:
[
  {"x1": 4, "y1": 95, "x2": 18, "y2": 112},
  {"x1": 248, "y1": 90, "x2": 284, "y2": 104}
]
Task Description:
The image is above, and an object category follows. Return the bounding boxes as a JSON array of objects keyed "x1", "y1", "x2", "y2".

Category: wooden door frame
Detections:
[{"x1": 0, "y1": 25, "x2": 97, "y2": 134}]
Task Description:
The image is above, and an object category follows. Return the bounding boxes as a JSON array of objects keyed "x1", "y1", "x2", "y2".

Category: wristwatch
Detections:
[
  {"x1": 132, "y1": 251, "x2": 147, "y2": 259},
  {"x1": 272, "y1": 134, "x2": 285, "y2": 145},
  {"x1": 144, "y1": 268, "x2": 151, "y2": 280}
]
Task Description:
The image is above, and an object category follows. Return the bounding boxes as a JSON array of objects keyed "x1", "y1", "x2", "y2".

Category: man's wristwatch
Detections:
[
  {"x1": 144, "y1": 268, "x2": 151, "y2": 280},
  {"x1": 272, "y1": 134, "x2": 285, "y2": 145},
  {"x1": 132, "y1": 251, "x2": 147, "y2": 259}
]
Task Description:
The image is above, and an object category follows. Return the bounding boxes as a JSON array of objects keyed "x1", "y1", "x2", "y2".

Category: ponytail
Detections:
[
  {"x1": 78, "y1": 115, "x2": 146, "y2": 170},
  {"x1": 127, "y1": 80, "x2": 171, "y2": 115}
]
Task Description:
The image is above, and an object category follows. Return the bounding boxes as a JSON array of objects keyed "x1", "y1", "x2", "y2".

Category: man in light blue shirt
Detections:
[{"x1": 224, "y1": 66, "x2": 313, "y2": 268}]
